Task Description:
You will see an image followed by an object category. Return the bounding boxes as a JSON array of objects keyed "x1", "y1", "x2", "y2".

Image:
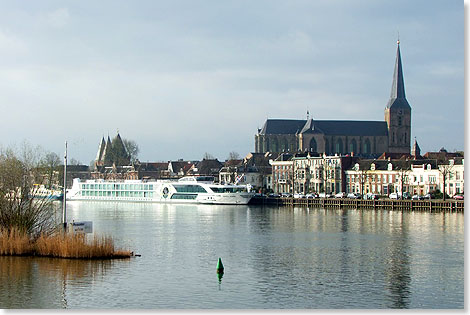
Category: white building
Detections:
[
  {"x1": 345, "y1": 159, "x2": 441, "y2": 196},
  {"x1": 440, "y1": 158, "x2": 464, "y2": 197}
]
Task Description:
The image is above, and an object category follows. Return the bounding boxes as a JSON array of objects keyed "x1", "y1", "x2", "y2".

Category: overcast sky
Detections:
[{"x1": 0, "y1": 0, "x2": 464, "y2": 164}]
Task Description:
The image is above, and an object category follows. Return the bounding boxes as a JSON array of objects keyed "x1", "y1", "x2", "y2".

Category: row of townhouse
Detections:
[{"x1": 270, "y1": 152, "x2": 464, "y2": 197}]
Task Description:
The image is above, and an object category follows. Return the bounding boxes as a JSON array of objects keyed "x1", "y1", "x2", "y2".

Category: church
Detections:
[{"x1": 255, "y1": 41, "x2": 412, "y2": 158}]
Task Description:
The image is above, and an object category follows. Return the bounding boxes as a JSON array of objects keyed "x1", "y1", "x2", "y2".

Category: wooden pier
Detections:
[{"x1": 250, "y1": 197, "x2": 464, "y2": 213}]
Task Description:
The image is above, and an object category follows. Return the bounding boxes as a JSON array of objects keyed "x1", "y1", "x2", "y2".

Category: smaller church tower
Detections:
[
  {"x1": 384, "y1": 40, "x2": 411, "y2": 154},
  {"x1": 411, "y1": 138, "x2": 421, "y2": 159}
]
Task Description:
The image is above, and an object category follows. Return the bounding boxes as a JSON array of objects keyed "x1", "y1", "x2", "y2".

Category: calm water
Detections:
[{"x1": 0, "y1": 201, "x2": 464, "y2": 309}]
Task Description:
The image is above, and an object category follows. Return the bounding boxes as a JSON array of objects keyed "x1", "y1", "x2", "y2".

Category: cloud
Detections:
[
  {"x1": 0, "y1": 29, "x2": 27, "y2": 55},
  {"x1": 41, "y1": 8, "x2": 70, "y2": 28}
]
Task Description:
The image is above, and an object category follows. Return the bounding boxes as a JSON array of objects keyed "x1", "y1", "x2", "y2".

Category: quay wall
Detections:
[{"x1": 250, "y1": 197, "x2": 464, "y2": 213}]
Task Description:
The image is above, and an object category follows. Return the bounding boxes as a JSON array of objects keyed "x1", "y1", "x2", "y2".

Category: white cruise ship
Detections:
[{"x1": 66, "y1": 176, "x2": 254, "y2": 205}]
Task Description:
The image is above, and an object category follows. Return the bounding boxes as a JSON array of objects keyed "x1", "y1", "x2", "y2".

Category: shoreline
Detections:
[{"x1": 250, "y1": 196, "x2": 465, "y2": 212}]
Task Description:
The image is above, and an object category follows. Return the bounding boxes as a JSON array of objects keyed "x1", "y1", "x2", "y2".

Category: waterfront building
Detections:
[
  {"x1": 168, "y1": 160, "x2": 194, "y2": 177},
  {"x1": 219, "y1": 152, "x2": 276, "y2": 192},
  {"x1": 422, "y1": 148, "x2": 464, "y2": 197},
  {"x1": 270, "y1": 153, "x2": 294, "y2": 194},
  {"x1": 291, "y1": 153, "x2": 358, "y2": 195},
  {"x1": 188, "y1": 159, "x2": 223, "y2": 178},
  {"x1": 439, "y1": 158, "x2": 464, "y2": 196},
  {"x1": 344, "y1": 158, "x2": 449, "y2": 197},
  {"x1": 345, "y1": 160, "x2": 410, "y2": 196},
  {"x1": 255, "y1": 41, "x2": 411, "y2": 157},
  {"x1": 409, "y1": 162, "x2": 440, "y2": 196}
]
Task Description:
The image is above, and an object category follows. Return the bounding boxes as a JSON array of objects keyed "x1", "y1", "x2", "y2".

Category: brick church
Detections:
[{"x1": 255, "y1": 41, "x2": 412, "y2": 158}]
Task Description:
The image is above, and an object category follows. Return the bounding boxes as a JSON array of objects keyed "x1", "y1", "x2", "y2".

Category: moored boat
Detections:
[
  {"x1": 66, "y1": 176, "x2": 254, "y2": 205},
  {"x1": 30, "y1": 184, "x2": 64, "y2": 200}
]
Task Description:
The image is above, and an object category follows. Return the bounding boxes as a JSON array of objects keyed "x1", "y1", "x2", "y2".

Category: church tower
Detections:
[{"x1": 384, "y1": 40, "x2": 411, "y2": 154}]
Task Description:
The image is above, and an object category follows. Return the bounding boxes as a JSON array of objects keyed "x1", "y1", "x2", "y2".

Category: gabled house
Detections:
[{"x1": 189, "y1": 159, "x2": 223, "y2": 178}]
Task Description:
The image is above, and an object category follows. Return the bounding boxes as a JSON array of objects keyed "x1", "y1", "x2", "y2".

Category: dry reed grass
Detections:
[
  {"x1": 0, "y1": 228, "x2": 33, "y2": 255},
  {"x1": 0, "y1": 228, "x2": 131, "y2": 259}
]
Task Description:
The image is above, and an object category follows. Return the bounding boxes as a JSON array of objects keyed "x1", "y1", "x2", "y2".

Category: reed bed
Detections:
[
  {"x1": 0, "y1": 228, "x2": 132, "y2": 259},
  {"x1": 0, "y1": 229, "x2": 33, "y2": 256}
]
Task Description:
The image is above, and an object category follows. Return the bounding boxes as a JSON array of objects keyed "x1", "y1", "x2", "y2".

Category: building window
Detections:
[
  {"x1": 335, "y1": 138, "x2": 343, "y2": 154},
  {"x1": 349, "y1": 139, "x2": 357, "y2": 154},
  {"x1": 309, "y1": 138, "x2": 317, "y2": 152},
  {"x1": 364, "y1": 139, "x2": 371, "y2": 155}
]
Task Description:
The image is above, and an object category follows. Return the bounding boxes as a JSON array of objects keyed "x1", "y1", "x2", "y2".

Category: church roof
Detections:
[
  {"x1": 307, "y1": 120, "x2": 388, "y2": 136},
  {"x1": 386, "y1": 41, "x2": 411, "y2": 110},
  {"x1": 259, "y1": 119, "x2": 306, "y2": 135},
  {"x1": 95, "y1": 137, "x2": 106, "y2": 161},
  {"x1": 260, "y1": 118, "x2": 388, "y2": 137},
  {"x1": 101, "y1": 136, "x2": 112, "y2": 163},
  {"x1": 299, "y1": 119, "x2": 323, "y2": 134}
]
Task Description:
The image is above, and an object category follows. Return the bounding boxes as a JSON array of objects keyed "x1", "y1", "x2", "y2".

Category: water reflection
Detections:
[
  {"x1": 384, "y1": 212, "x2": 411, "y2": 308},
  {"x1": 0, "y1": 202, "x2": 464, "y2": 309},
  {"x1": 0, "y1": 256, "x2": 116, "y2": 308}
]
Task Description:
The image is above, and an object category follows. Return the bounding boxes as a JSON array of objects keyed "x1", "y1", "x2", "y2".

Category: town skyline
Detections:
[{"x1": 0, "y1": 1, "x2": 464, "y2": 164}]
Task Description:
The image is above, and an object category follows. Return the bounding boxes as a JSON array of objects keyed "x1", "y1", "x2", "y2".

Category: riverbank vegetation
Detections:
[
  {"x1": 0, "y1": 143, "x2": 131, "y2": 259},
  {"x1": 0, "y1": 228, "x2": 131, "y2": 258}
]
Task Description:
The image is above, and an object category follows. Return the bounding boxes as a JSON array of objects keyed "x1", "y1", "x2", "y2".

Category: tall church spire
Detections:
[
  {"x1": 391, "y1": 40, "x2": 405, "y2": 99},
  {"x1": 386, "y1": 40, "x2": 411, "y2": 109},
  {"x1": 384, "y1": 39, "x2": 412, "y2": 154}
]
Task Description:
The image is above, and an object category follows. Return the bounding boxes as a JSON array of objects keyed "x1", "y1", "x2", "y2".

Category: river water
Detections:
[{"x1": 0, "y1": 201, "x2": 464, "y2": 309}]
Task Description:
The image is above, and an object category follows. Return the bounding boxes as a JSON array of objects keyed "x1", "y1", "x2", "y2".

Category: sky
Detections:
[{"x1": 0, "y1": 0, "x2": 464, "y2": 164}]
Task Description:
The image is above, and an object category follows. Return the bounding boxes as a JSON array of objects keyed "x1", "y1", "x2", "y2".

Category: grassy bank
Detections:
[{"x1": 0, "y1": 228, "x2": 132, "y2": 259}]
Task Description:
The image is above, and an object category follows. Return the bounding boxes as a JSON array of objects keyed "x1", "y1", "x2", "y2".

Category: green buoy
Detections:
[{"x1": 216, "y1": 258, "x2": 224, "y2": 274}]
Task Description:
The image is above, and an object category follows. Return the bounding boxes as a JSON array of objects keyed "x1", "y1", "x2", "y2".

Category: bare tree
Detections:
[
  {"x1": 0, "y1": 146, "x2": 59, "y2": 238},
  {"x1": 357, "y1": 168, "x2": 368, "y2": 197},
  {"x1": 396, "y1": 165, "x2": 411, "y2": 200},
  {"x1": 227, "y1": 151, "x2": 240, "y2": 161},
  {"x1": 41, "y1": 152, "x2": 61, "y2": 189},
  {"x1": 123, "y1": 139, "x2": 139, "y2": 163},
  {"x1": 203, "y1": 152, "x2": 215, "y2": 160},
  {"x1": 69, "y1": 158, "x2": 81, "y2": 165},
  {"x1": 439, "y1": 161, "x2": 454, "y2": 201}
]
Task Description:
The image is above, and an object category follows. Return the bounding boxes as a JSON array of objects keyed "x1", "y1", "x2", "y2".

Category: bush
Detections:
[{"x1": 0, "y1": 147, "x2": 60, "y2": 239}]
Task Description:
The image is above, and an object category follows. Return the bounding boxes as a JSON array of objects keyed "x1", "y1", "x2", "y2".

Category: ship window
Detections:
[
  {"x1": 173, "y1": 185, "x2": 208, "y2": 193},
  {"x1": 171, "y1": 194, "x2": 198, "y2": 200},
  {"x1": 211, "y1": 187, "x2": 247, "y2": 193}
]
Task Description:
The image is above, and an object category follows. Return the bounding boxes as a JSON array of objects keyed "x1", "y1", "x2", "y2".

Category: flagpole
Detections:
[{"x1": 63, "y1": 141, "x2": 67, "y2": 231}]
